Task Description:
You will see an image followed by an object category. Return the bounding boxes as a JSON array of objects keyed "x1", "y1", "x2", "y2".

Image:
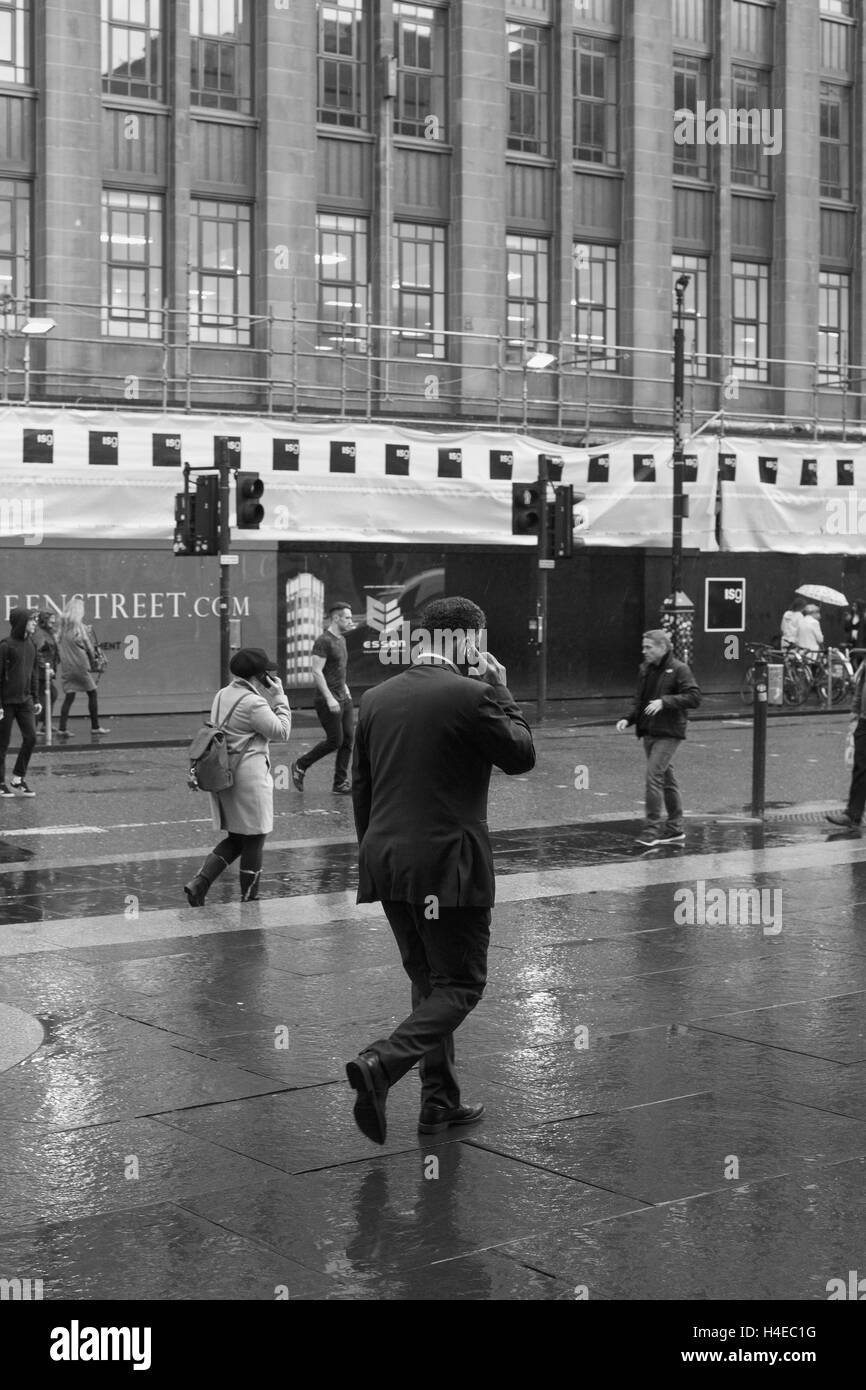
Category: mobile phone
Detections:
[{"x1": 260, "y1": 672, "x2": 275, "y2": 688}]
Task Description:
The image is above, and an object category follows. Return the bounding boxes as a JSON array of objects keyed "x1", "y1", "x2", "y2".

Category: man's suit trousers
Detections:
[{"x1": 370, "y1": 900, "x2": 491, "y2": 1108}]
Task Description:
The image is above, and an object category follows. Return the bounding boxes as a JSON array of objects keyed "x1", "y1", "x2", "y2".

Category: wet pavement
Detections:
[{"x1": 1, "y1": 714, "x2": 865, "y2": 1305}]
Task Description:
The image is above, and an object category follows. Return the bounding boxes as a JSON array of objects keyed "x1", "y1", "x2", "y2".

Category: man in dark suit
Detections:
[{"x1": 346, "y1": 596, "x2": 536, "y2": 1145}]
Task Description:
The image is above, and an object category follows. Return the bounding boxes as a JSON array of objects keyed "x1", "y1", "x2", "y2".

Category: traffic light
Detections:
[
  {"x1": 173, "y1": 491, "x2": 196, "y2": 556},
  {"x1": 236, "y1": 471, "x2": 264, "y2": 529},
  {"x1": 551, "y1": 486, "x2": 587, "y2": 559},
  {"x1": 194, "y1": 473, "x2": 220, "y2": 555},
  {"x1": 512, "y1": 480, "x2": 543, "y2": 535}
]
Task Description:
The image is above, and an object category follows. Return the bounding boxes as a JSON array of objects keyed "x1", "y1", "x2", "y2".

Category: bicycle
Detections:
[
  {"x1": 740, "y1": 642, "x2": 810, "y2": 706},
  {"x1": 794, "y1": 644, "x2": 855, "y2": 705}
]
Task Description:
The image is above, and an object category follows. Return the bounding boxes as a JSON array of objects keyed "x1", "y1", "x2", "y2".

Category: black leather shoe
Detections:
[
  {"x1": 825, "y1": 810, "x2": 860, "y2": 828},
  {"x1": 345, "y1": 1051, "x2": 389, "y2": 1145},
  {"x1": 418, "y1": 1102, "x2": 485, "y2": 1134},
  {"x1": 332, "y1": 781, "x2": 352, "y2": 794},
  {"x1": 290, "y1": 761, "x2": 305, "y2": 791}
]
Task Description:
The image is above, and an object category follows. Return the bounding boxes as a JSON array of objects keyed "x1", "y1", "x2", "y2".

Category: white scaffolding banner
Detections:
[
  {"x1": 0, "y1": 407, "x2": 723, "y2": 548},
  {"x1": 716, "y1": 440, "x2": 866, "y2": 553}
]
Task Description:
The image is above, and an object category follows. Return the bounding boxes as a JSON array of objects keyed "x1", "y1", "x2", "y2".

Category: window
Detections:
[
  {"x1": 572, "y1": 243, "x2": 617, "y2": 370},
  {"x1": 573, "y1": 35, "x2": 618, "y2": 166},
  {"x1": 316, "y1": 213, "x2": 368, "y2": 352},
  {"x1": 0, "y1": 0, "x2": 28, "y2": 83},
  {"x1": 818, "y1": 271, "x2": 849, "y2": 384},
  {"x1": 318, "y1": 1, "x2": 368, "y2": 129},
  {"x1": 392, "y1": 223, "x2": 445, "y2": 359},
  {"x1": 673, "y1": 54, "x2": 709, "y2": 179},
  {"x1": 507, "y1": 23, "x2": 550, "y2": 156},
  {"x1": 101, "y1": 189, "x2": 163, "y2": 339},
  {"x1": 672, "y1": 254, "x2": 708, "y2": 376},
  {"x1": 101, "y1": 0, "x2": 163, "y2": 101},
  {"x1": 730, "y1": 66, "x2": 772, "y2": 189},
  {"x1": 820, "y1": 84, "x2": 851, "y2": 200},
  {"x1": 820, "y1": 1, "x2": 853, "y2": 15},
  {"x1": 506, "y1": 234, "x2": 549, "y2": 364},
  {"x1": 189, "y1": 201, "x2": 251, "y2": 345},
  {"x1": 191, "y1": 0, "x2": 252, "y2": 114},
  {"x1": 394, "y1": 3, "x2": 447, "y2": 141},
  {"x1": 0, "y1": 179, "x2": 29, "y2": 328},
  {"x1": 731, "y1": 260, "x2": 768, "y2": 382},
  {"x1": 673, "y1": 0, "x2": 708, "y2": 43}
]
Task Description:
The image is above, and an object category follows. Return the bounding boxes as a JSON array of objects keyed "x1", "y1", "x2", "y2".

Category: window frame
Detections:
[
  {"x1": 731, "y1": 259, "x2": 769, "y2": 383},
  {"x1": 673, "y1": 53, "x2": 710, "y2": 180},
  {"x1": 101, "y1": 188, "x2": 164, "y2": 340},
  {"x1": 730, "y1": 64, "x2": 772, "y2": 190},
  {"x1": 573, "y1": 33, "x2": 618, "y2": 167},
  {"x1": 507, "y1": 21, "x2": 550, "y2": 157},
  {"x1": 317, "y1": 0, "x2": 369, "y2": 131},
  {"x1": 190, "y1": 0, "x2": 253, "y2": 116},
  {"x1": 572, "y1": 242, "x2": 618, "y2": 372},
  {"x1": 506, "y1": 233, "x2": 549, "y2": 365},
  {"x1": 316, "y1": 211, "x2": 369, "y2": 354},
  {"x1": 0, "y1": 177, "x2": 30, "y2": 330},
  {"x1": 391, "y1": 221, "x2": 446, "y2": 360},
  {"x1": 818, "y1": 269, "x2": 850, "y2": 386},
  {"x1": 101, "y1": 0, "x2": 163, "y2": 103},
  {"x1": 393, "y1": 2, "x2": 447, "y2": 142},
  {"x1": 189, "y1": 199, "x2": 252, "y2": 347},
  {"x1": 0, "y1": 0, "x2": 29, "y2": 85},
  {"x1": 672, "y1": 253, "x2": 709, "y2": 378},
  {"x1": 820, "y1": 82, "x2": 851, "y2": 201}
]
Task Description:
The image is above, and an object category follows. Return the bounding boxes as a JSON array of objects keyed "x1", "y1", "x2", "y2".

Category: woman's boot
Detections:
[
  {"x1": 184, "y1": 852, "x2": 230, "y2": 907},
  {"x1": 239, "y1": 869, "x2": 261, "y2": 902}
]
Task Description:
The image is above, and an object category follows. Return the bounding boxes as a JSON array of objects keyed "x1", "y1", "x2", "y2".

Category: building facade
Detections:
[{"x1": 0, "y1": 0, "x2": 860, "y2": 439}]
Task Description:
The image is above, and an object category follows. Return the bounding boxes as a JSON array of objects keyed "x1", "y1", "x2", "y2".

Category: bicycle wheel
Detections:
[
  {"x1": 740, "y1": 666, "x2": 756, "y2": 704},
  {"x1": 783, "y1": 664, "x2": 810, "y2": 705}
]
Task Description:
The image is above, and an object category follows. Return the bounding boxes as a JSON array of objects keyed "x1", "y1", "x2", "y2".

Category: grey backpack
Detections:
[{"x1": 187, "y1": 691, "x2": 250, "y2": 792}]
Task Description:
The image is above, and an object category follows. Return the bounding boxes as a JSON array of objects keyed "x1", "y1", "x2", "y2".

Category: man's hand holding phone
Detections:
[{"x1": 467, "y1": 649, "x2": 507, "y2": 688}]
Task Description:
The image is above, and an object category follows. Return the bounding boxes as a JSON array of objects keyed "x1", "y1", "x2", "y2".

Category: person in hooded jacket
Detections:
[
  {"x1": 0, "y1": 608, "x2": 43, "y2": 797},
  {"x1": 184, "y1": 648, "x2": 292, "y2": 905}
]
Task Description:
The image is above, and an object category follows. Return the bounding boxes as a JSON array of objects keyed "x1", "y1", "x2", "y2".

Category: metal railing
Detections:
[{"x1": 1, "y1": 296, "x2": 863, "y2": 443}]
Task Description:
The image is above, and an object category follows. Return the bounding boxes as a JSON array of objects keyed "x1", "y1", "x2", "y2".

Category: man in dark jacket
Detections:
[
  {"x1": 616, "y1": 629, "x2": 701, "y2": 847},
  {"x1": 346, "y1": 596, "x2": 536, "y2": 1145},
  {"x1": 0, "y1": 608, "x2": 42, "y2": 797}
]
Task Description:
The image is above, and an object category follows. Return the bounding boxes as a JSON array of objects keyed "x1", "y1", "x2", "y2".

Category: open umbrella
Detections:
[{"x1": 795, "y1": 584, "x2": 849, "y2": 607}]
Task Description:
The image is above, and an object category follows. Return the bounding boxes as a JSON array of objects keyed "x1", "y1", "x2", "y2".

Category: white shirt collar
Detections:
[{"x1": 412, "y1": 652, "x2": 461, "y2": 675}]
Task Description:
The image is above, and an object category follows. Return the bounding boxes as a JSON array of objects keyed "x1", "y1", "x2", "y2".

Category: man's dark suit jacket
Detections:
[{"x1": 352, "y1": 661, "x2": 536, "y2": 908}]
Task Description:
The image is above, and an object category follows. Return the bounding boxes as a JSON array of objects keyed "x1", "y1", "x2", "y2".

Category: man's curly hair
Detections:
[{"x1": 417, "y1": 596, "x2": 486, "y2": 634}]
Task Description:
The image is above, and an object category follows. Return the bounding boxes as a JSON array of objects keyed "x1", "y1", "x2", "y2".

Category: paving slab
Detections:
[
  {"x1": 467, "y1": 1092, "x2": 866, "y2": 1205},
  {"x1": 498, "y1": 1156, "x2": 866, "y2": 1301},
  {"x1": 0, "y1": 1009, "x2": 287, "y2": 1127},
  {"x1": 0, "y1": 1116, "x2": 288, "y2": 1234},
  {"x1": 0, "y1": 1201, "x2": 340, "y2": 1301},
  {"x1": 690, "y1": 992, "x2": 866, "y2": 1064},
  {"x1": 179, "y1": 1145, "x2": 647, "y2": 1285}
]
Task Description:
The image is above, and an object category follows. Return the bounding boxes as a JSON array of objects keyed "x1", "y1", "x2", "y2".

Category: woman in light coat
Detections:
[
  {"x1": 184, "y1": 648, "x2": 292, "y2": 905},
  {"x1": 56, "y1": 597, "x2": 109, "y2": 737}
]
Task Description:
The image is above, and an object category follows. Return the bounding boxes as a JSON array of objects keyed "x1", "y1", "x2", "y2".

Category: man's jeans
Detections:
[
  {"x1": 298, "y1": 694, "x2": 355, "y2": 785},
  {"x1": 846, "y1": 718, "x2": 866, "y2": 823},
  {"x1": 643, "y1": 735, "x2": 683, "y2": 831},
  {"x1": 0, "y1": 701, "x2": 37, "y2": 781},
  {"x1": 369, "y1": 901, "x2": 491, "y2": 1109}
]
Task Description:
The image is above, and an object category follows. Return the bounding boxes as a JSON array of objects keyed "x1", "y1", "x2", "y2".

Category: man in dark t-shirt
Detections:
[{"x1": 291, "y1": 602, "x2": 356, "y2": 794}]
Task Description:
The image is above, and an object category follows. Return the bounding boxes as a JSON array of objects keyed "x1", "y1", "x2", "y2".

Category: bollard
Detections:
[
  {"x1": 751, "y1": 657, "x2": 768, "y2": 819},
  {"x1": 44, "y1": 663, "x2": 53, "y2": 746}
]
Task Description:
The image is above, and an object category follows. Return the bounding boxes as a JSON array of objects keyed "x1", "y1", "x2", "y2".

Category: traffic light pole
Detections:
[
  {"x1": 218, "y1": 458, "x2": 232, "y2": 687},
  {"x1": 536, "y1": 455, "x2": 554, "y2": 725}
]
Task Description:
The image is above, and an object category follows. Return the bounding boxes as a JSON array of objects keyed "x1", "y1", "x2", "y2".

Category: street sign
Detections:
[{"x1": 705, "y1": 577, "x2": 746, "y2": 632}]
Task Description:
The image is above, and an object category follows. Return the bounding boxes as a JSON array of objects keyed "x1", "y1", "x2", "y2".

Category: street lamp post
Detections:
[{"x1": 661, "y1": 276, "x2": 695, "y2": 663}]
